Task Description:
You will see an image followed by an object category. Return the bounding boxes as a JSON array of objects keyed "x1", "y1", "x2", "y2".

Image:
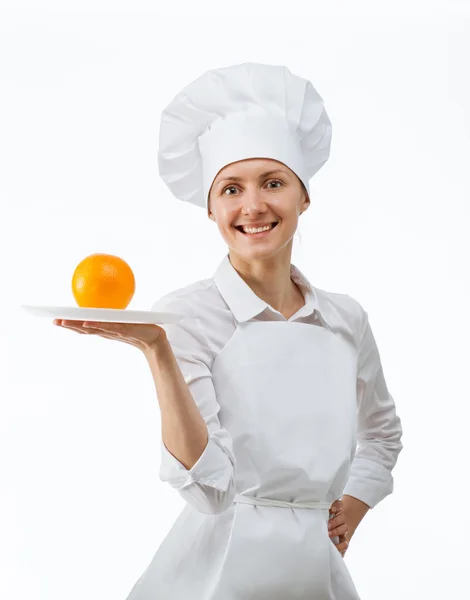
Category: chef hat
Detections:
[{"x1": 157, "y1": 62, "x2": 332, "y2": 212}]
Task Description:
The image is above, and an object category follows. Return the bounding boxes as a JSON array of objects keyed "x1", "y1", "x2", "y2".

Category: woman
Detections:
[{"x1": 55, "y1": 62, "x2": 403, "y2": 599}]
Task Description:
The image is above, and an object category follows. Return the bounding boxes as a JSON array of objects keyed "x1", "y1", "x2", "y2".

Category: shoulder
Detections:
[
  {"x1": 151, "y1": 273, "x2": 232, "y2": 326},
  {"x1": 312, "y1": 284, "x2": 367, "y2": 351},
  {"x1": 150, "y1": 276, "x2": 227, "y2": 363},
  {"x1": 150, "y1": 276, "x2": 216, "y2": 315},
  {"x1": 314, "y1": 284, "x2": 365, "y2": 326}
]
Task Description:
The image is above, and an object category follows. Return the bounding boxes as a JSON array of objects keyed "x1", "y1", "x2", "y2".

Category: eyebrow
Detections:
[{"x1": 214, "y1": 168, "x2": 290, "y2": 187}]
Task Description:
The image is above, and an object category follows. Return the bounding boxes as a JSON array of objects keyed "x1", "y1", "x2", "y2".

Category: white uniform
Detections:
[{"x1": 125, "y1": 253, "x2": 403, "y2": 600}]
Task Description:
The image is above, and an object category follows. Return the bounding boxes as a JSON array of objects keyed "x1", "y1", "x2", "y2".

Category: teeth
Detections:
[{"x1": 241, "y1": 223, "x2": 274, "y2": 234}]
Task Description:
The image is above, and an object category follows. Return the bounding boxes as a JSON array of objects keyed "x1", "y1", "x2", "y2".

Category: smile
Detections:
[{"x1": 235, "y1": 222, "x2": 279, "y2": 238}]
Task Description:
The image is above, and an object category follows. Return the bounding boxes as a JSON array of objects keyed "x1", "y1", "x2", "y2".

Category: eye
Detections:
[
  {"x1": 222, "y1": 179, "x2": 284, "y2": 196},
  {"x1": 223, "y1": 186, "x2": 238, "y2": 196}
]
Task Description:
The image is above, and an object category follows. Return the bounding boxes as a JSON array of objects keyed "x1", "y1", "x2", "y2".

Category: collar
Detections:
[{"x1": 213, "y1": 253, "x2": 334, "y2": 329}]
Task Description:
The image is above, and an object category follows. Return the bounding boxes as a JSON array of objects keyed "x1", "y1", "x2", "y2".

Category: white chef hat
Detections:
[{"x1": 157, "y1": 62, "x2": 332, "y2": 212}]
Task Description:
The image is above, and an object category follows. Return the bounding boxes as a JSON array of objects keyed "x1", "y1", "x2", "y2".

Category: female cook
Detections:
[{"x1": 55, "y1": 62, "x2": 403, "y2": 599}]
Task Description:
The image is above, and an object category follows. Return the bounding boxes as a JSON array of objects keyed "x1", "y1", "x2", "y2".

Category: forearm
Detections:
[
  {"x1": 342, "y1": 494, "x2": 370, "y2": 539},
  {"x1": 143, "y1": 333, "x2": 209, "y2": 471}
]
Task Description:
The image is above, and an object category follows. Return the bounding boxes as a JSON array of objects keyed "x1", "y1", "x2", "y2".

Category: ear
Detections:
[
  {"x1": 208, "y1": 206, "x2": 215, "y2": 221},
  {"x1": 207, "y1": 195, "x2": 214, "y2": 221},
  {"x1": 303, "y1": 193, "x2": 310, "y2": 210}
]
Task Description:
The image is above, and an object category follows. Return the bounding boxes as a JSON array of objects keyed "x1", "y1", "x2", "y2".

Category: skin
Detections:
[
  {"x1": 207, "y1": 157, "x2": 310, "y2": 319},
  {"x1": 53, "y1": 157, "x2": 357, "y2": 557}
]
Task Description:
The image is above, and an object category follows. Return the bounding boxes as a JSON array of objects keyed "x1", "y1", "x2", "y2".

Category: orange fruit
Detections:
[{"x1": 71, "y1": 253, "x2": 136, "y2": 309}]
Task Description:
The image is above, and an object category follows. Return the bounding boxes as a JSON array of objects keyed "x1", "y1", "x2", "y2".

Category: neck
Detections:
[{"x1": 228, "y1": 249, "x2": 302, "y2": 314}]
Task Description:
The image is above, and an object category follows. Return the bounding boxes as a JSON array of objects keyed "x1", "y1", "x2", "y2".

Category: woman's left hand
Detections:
[{"x1": 329, "y1": 499, "x2": 349, "y2": 557}]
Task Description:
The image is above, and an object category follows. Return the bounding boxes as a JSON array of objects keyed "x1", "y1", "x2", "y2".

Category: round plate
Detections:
[{"x1": 20, "y1": 305, "x2": 185, "y2": 324}]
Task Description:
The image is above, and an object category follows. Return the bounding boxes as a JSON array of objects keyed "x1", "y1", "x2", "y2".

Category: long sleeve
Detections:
[
  {"x1": 343, "y1": 302, "x2": 404, "y2": 509},
  {"x1": 151, "y1": 294, "x2": 237, "y2": 515}
]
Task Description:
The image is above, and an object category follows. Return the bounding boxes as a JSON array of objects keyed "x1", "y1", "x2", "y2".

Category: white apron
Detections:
[{"x1": 127, "y1": 320, "x2": 361, "y2": 600}]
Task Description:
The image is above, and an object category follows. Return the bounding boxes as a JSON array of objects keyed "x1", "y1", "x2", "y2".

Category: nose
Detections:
[{"x1": 241, "y1": 191, "x2": 268, "y2": 215}]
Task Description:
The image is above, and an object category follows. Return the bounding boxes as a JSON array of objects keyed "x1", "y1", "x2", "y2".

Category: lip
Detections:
[{"x1": 234, "y1": 221, "x2": 279, "y2": 238}]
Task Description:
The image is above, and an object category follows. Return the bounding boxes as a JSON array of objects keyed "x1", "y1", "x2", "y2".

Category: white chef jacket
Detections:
[{"x1": 126, "y1": 253, "x2": 403, "y2": 600}]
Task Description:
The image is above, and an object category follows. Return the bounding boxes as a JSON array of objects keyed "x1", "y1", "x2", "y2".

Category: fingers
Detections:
[
  {"x1": 54, "y1": 319, "x2": 118, "y2": 332},
  {"x1": 328, "y1": 507, "x2": 346, "y2": 532},
  {"x1": 328, "y1": 503, "x2": 346, "y2": 531},
  {"x1": 329, "y1": 523, "x2": 348, "y2": 537},
  {"x1": 336, "y1": 534, "x2": 349, "y2": 556},
  {"x1": 53, "y1": 320, "x2": 161, "y2": 352},
  {"x1": 329, "y1": 500, "x2": 344, "y2": 520},
  {"x1": 337, "y1": 542, "x2": 349, "y2": 552},
  {"x1": 329, "y1": 500, "x2": 343, "y2": 516},
  {"x1": 54, "y1": 320, "x2": 87, "y2": 334},
  {"x1": 53, "y1": 320, "x2": 141, "y2": 348},
  {"x1": 330, "y1": 499, "x2": 343, "y2": 511},
  {"x1": 329, "y1": 511, "x2": 348, "y2": 540},
  {"x1": 54, "y1": 320, "x2": 115, "y2": 339},
  {"x1": 329, "y1": 503, "x2": 349, "y2": 551},
  {"x1": 330, "y1": 528, "x2": 349, "y2": 557},
  {"x1": 82, "y1": 321, "x2": 124, "y2": 331}
]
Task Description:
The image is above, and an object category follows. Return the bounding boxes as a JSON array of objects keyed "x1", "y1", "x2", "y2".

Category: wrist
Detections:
[
  {"x1": 342, "y1": 494, "x2": 370, "y2": 537},
  {"x1": 143, "y1": 329, "x2": 169, "y2": 359}
]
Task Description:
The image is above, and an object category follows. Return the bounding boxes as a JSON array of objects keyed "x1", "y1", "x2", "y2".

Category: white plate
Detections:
[{"x1": 20, "y1": 305, "x2": 185, "y2": 325}]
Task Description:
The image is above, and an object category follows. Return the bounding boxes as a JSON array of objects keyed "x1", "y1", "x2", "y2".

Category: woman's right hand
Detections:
[{"x1": 53, "y1": 319, "x2": 167, "y2": 355}]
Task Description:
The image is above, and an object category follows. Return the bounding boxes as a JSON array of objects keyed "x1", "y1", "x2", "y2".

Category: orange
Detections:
[{"x1": 71, "y1": 253, "x2": 136, "y2": 309}]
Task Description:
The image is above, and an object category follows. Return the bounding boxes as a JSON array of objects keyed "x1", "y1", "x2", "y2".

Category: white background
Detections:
[{"x1": 1, "y1": 1, "x2": 469, "y2": 599}]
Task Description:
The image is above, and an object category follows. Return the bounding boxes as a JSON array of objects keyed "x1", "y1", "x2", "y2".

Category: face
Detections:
[{"x1": 207, "y1": 158, "x2": 310, "y2": 262}]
